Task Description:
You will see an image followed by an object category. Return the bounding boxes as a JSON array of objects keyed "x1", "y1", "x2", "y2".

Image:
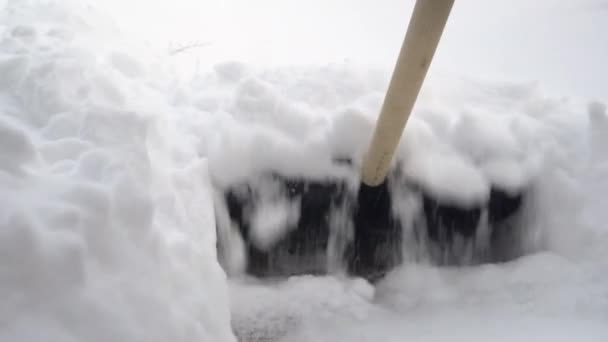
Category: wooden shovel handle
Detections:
[{"x1": 361, "y1": 0, "x2": 454, "y2": 186}]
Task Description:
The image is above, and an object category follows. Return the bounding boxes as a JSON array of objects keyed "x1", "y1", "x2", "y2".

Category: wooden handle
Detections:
[{"x1": 361, "y1": 0, "x2": 454, "y2": 186}]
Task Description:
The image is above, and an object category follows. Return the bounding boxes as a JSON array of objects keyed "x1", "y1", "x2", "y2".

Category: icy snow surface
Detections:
[{"x1": 2, "y1": 0, "x2": 608, "y2": 342}]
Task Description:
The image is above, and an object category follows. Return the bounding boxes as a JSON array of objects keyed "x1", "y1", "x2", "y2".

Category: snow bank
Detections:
[
  {"x1": 214, "y1": 66, "x2": 608, "y2": 341},
  {"x1": 0, "y1": 1, "x2": 234, "y2": 341}
]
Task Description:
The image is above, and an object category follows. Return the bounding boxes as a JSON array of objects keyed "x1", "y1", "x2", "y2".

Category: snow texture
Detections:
[
  {"x1": 2, "y1": 0, "x2": 608, "y2": 342},
  {"x1": 215, "y1": 62, "x2": 608, "y2": 342},
  {"x1": 0, "y1": 1, "x2": 234, "y2": 342},
  {"x1": 250, "y1": 199, "x2": 301, "y2": 251},
  {"x1": 228, "y1": 75, "x2": 608, "y2": 339}
]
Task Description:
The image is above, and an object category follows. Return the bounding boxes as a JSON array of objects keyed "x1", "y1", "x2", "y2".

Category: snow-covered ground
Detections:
[{"x1": 1, "y1": 0, "x2": 607, "y2": 341}]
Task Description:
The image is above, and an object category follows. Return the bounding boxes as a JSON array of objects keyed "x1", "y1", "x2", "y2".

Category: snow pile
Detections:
[
  {"x1": 208, "y1": 67, "x2": 546, "y2": 207},
  {"x1": 0, "y1": 1, "x2": 234, "y2": 341},
  {"x1": 206, "y1": 64, "x2": 380, "y2": 188},
  {"x1": 213, "y1": 68, "x2": 608, "y2": 341},
  {"x1": 3, "y1": 0, "x2": 608, "y2": 341}
]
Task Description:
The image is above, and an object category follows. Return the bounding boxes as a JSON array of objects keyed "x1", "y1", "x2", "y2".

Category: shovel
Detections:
[{"x1": 217, "y1": 0, "x2": 523, "y2": 281}]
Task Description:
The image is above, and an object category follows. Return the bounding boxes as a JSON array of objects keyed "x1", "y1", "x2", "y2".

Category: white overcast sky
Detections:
[{"x1": 99, "y1": 0, "x2": 608, "y2": 101}]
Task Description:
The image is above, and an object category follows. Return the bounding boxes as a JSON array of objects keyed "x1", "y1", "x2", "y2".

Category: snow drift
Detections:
[{"x1": 0, "y1": 1, "x2": 234, "y2": 341}]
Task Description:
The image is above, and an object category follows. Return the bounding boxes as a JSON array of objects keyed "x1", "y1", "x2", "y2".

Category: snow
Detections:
[
  {"x1": 250, "y1": 195, "x2": 301, "y2": 251},
  {"x1": 217, "y1": 71, "x2": 608, "y2": 341},
  {"x1": 0, "y1": 1, "x2": 234, "y2": 341},
  {"x1": 403, "y1": 149, "x2": 490, "y2": 207},
  {"x1": 2, "y1": 0, "x2": 608, "y2": 342},
  {"x1": 0, "y1": 116, "x2": 36, "y2": 172}
]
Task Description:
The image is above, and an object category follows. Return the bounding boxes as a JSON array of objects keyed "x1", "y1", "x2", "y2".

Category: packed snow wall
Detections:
[{"x1": 0, "y1": 1, "x2": 235, "y2": 341}]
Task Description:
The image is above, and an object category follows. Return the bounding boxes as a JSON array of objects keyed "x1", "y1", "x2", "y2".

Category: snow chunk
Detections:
[
  {"x1": 209, "y1": 122, "x2": 350, "y2": 187},
  {"x1": 481, "y1": 157, "x2": 537, "y2": 193},
  {"x1": 0, "y1": 54, "x2": 29, "y2": 90},
  {"x1": 250, "y1": 199, "x2": 301, "y2": 250},
  {"x1": 328, "y1": 108, "x2": 374, "y2": 163},
  {"x1": 451, "y1": 110, "x2": 522, "y2": 162},
  {"x1": 0, "y1": 117, "x2": 35, "y2": 171},
  {"x1": 398, "y1": 116, "x2": 444, "y2": 156},
  {"x1": 404, "y1": 150, "x2": 490, "y2": 206},
  {"x1": 231, "y1": 76, "x2": 321, "y2": 138}
]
